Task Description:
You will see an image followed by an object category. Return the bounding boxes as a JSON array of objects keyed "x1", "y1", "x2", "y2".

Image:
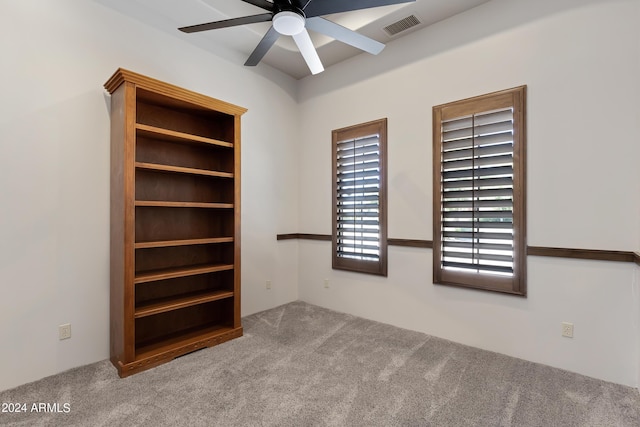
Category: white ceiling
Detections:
[{"x1": 96, "y1": 0, "x2": 491, "y2": 79}]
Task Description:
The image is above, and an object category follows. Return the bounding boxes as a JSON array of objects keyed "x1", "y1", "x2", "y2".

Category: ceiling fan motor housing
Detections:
[{"x1": 273, "y1": 9, "x2": 306, "y2": 36}]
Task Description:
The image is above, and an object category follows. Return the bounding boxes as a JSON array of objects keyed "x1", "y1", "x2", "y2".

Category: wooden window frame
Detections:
[
  {"x1": 332, "y1": 118, "x2": 388, "y2": 276},
  {"x1": 433, "y1": 87, "x2": 527, "y2": 296}
]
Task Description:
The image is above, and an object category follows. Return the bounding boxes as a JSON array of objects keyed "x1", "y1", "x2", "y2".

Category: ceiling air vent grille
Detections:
[{"x1": 383, "y1": 14, "x2": 421, "y2": 36}]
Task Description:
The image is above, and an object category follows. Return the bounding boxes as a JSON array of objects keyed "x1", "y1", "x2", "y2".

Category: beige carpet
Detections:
[{"x1": 1, "y1": 301, "x2": 639, "y2": 426}]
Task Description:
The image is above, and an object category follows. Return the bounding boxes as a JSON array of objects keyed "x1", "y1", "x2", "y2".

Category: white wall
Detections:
[
  {"x1": 296, "y1": 0, "x2": 640, "y2": 386},
  {"x1": 0, "y1": 0, "x2": 299, "y2": 391}
]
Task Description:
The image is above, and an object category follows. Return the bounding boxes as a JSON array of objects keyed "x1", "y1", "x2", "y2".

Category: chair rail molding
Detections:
[{"x1": 278, "y1": 233, "x2": 640, "y2": 265}]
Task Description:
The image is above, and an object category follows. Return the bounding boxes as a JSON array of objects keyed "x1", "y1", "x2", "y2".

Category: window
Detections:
[
  {"x1": 433, "y1": 87, "x2": 526, "y2": 295},
  {"x1": 332, "y1": 118, "x2": 388, "y2": 276}
]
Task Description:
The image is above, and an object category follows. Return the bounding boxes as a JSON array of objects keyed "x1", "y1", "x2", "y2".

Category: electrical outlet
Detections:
[
  {"x1": 266, "y1": 280, "x2": 272, "y2": 290},
  {"x1": 561, "y1": 322, "x2": 574, "y2": 338},
  {"x1": 59, "y1": 323, "x2": 71, "y2": 340},
  {"x1": 324, "y1": 279, "x2": 330, "y2": 289}
]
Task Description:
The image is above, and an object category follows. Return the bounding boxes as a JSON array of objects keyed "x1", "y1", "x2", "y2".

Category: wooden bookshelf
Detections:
[{"x1": 105, "y1": 68, "x2": 246, "y2": 377}]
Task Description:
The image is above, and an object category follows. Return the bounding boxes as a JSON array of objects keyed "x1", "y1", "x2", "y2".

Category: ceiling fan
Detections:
[{"x1": 179, "y1": 0, "x2": 416, "y2": 75}]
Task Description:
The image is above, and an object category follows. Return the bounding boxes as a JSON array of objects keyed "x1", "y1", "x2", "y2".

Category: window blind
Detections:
[
  {"x1": 335, "y1": 134, "x2": 381, "y2": 262},
  {"x1": 440, "y1": 107, "x2": 515, "y2": 275}
]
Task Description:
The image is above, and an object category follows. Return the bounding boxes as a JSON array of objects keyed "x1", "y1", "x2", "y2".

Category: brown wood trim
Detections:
[
  {"x1": 276, "y1": 233, "x2": 299, "y2": 240},
  {"x1": 277, "y1": 233, "x2": 331, "y2": 241},
  {"x1": 278, "y1": 234, "x2": 640, "y2": 266},
  {"x1": 388, "y1": 238, "x2": 433, "y2": 248},
  {"x1": 527, "y1": 246, "x2": 636, "y2": 263},
  {"x1": 277, "y1": 234, "x2": 432, "y2": 248}
]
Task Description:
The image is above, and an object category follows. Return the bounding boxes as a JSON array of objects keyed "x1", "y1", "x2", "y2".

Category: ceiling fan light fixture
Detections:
[{"x1": 273, "y1": 11, "x2": 306, "y2": 36}]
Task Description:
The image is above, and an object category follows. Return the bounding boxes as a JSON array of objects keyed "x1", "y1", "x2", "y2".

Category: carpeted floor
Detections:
[{"x1": 1, "y1": 301, "x2": 639, "y2": 426}]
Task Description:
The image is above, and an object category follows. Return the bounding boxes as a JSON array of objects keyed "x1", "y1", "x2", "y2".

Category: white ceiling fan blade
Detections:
[
  {"x1": 292, "y1": 28, "x2": 324, "y2": 75},
  {"x1": 305, "y1": 17, "x2": 385, "y2": 55}
]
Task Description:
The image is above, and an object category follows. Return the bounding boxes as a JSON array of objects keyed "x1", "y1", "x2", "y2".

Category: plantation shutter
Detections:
[
  {"x1": 336, "y1": 134, "x2": 381, "y2": 261},
  {"x1": 440, "y1": 107, "x2": 515, "y2": 275},
  {"x1": 332, "y1": 119, "x2": 387, "y2": 276},
  {"x1": 433, "y1": 86, "x2": 526, "y2": 295}
]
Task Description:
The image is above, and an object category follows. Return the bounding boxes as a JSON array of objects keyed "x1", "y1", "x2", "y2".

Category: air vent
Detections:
[{"x1": 383, "y1": 15, "x2": 421, "y2": 36}]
